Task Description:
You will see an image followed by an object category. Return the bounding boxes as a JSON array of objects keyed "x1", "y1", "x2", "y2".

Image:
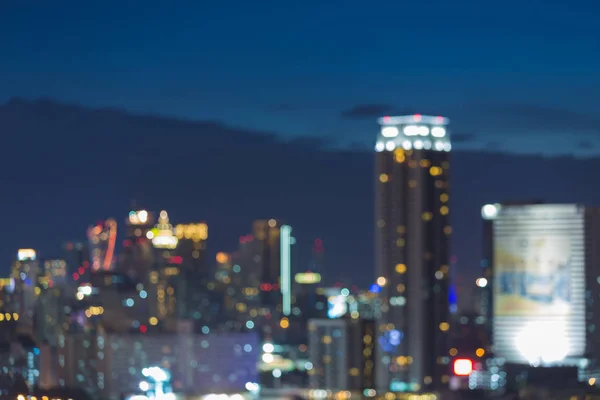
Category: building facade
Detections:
[
  {"x1": 308, "y1": 318, "x2": 376, "y2": 392},
  {"x1": 87, "y1": 219, "x2": 117, "y2": 272},
  {"x1": 54, "y1": 331, "x2": 259, "y2": 399},
  {"x1": 374, "y1": 115, "x2": 452, "y2": 392},
  {"x1": 482, "y1": 203, "x2": 600, "y2": 368}
]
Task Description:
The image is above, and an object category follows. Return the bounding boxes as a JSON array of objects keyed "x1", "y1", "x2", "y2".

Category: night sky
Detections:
[{"x1": 1, "y1": 2, "x2": 600, "y2": 302}]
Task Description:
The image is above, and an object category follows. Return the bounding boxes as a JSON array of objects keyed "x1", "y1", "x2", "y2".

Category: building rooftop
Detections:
[{"x1": 378, "y1": 114, "x2": 449, "y2": 126}]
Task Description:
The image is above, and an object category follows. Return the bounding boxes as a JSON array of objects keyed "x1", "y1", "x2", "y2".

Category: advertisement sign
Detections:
[{"x1": 494, "y1": 235, "x2": 571, "y2": 316}]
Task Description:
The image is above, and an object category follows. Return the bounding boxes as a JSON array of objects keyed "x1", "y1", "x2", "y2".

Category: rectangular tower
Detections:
[
  {"x1": 308, "y1": 318, "x2": 376, "y2": 392},
  {"x1": 483, "y1": 203, "x2": 600, "y2": 368},
  {"x1": 375, "y1": 115, "x2": 452, "y2": 393}
]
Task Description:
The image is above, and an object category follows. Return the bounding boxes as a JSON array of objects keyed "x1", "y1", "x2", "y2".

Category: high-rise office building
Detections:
[
  {"x1": 121, "y1": 209, "x2": 155, "y2": 281},
  {"x1": 481, "y1": 203, "x2": 600, "y2": 370},
  {"x1": 11, "y1": 249, "x2": 40, "y2": 327},
  {"x1": 308, "y1": 318, "x2": 376, "y2": 393},
  {"x1": 63, "y1": 241, "x2": 90, "y2": 284},
  {"x1": 87, "y1": 219, "x2": 117, "y2": 272},
  {"x1": 374, "y1": 115, "x2": 452, "y2": 393},
  {"x1": 173, "y1": 221, "x2": 208, "y2": 321}
]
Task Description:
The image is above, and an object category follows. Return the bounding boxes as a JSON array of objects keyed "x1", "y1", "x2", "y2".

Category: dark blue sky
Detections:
[{"x1": 1, "y1": 1, "x2": 599, "y2": 155}]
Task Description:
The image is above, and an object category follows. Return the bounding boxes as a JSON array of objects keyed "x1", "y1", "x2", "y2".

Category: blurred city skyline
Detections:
[{"x1": 1, "y1": 99, "x2": 600, "y2": 289}]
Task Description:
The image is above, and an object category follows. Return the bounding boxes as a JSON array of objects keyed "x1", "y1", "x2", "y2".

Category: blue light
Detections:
[
  {"x1": 139, "y1": 290, "x2": 148, "y2": 299},
  {"x1": 389, "y1": 329, "x2": 403, "y2": 346},
  {"x1": 369, "y1": 284, "x2": 381, "y2": 293},
  {"x1": 33, "y1": 348, "x2": 40, "y2": 356},
  {"x1": 246, "y1": 320, "x2": 255, "y2": 329},
  {"x1": 448, "y1": 284, "x2": 457, "y2": 307}
]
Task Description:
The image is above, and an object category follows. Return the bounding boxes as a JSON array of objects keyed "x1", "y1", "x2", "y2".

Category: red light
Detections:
[
  {"x1": 414, "y1": 114, "x2": 422, "y2": 122},
  {"x1": 246, "y1": 234, "x2": 254, "y2": 242},
  {"x1": 169, "y1": 256, "x2": 183, "y2": 264},
  {"x1": 453, "y1": 359, "x2": 473, "y2": 376},
  {"x1": 140, "y1": 325, "x2": 147, "y2": 333},
  {"x1": 78, "y1": 267, "x2": 85, "y2": 275},
  {"x1": 383, "y1": 116, "x2": 391, "y2": 122},
  {"x1": 72, "y1": 273, "x2": 79, "y2": 281},
  {"x1": 240, "y1": 236, "x2": 247, "y2": 244},
  {"x1": 83, "y1": 261, "x2": 89, "y2": 268}
]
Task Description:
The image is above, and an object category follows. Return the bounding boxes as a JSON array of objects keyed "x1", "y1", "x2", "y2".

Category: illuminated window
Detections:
[
  {"x1": 476, "y1": 348, "x2": 485, "y2": 357},
  {"x1": 419, "y1": 159, "x2": 431, "y2": 168},
  {"x1": 322, "y1": 335, "x2": 332, "y2": 344},
  {"x1": 429, "y1": 166, "x2": 442, "y2": 176},
  {"x1": 379, "y1": 174, "x2": 389, "y2": 183},
  {"x1": 396, "y1": 284, "x2": 405, "y2": 293},
  {"x1": 422, "y1": 212, "x2": 433, "y2": 221},
  {"x1": 377, "y1": 219, "x2": 385, "y2": 228},
  {"x1": 386, "y1": 323, "x2": 395, "y2": 330},
  {"x1": 440, "y1": 206, "x2": 449, "y2": 215},
  {"x1": 408, "y1": 180, "x2": 418, "y2": 188},
  {"x1": 396, "y1": 225, "x2": 405, "y2": 234},
  {"x1": 449, "y1": 348, "x2": 458, "y2": 356},
  {"x1": 323, "y1": 355, "x2": 332, "y2": 364},
  {"x1": 439, "y1": 322, "x2": 450, "y2": 332},
  {"x1": 424, "y1": 376, "x2": 432, "y2": 384},
  {"x1": 444, "y1": 226, "x2": 452, "y2": 235},
  {"x1": 435, "y1": 180, "x2": 444, "y2": 189},
  {"x1": 395, "y1": 263, "x2": 407, "y2": 274},
  {"x1": 441, "y1": 265, "x2": 449, "y2": 274},
  {"x1": 377, "y1": 276, "x2": 387, "y2": 286},
  {"x1": 440, "y1": 193, "x2": 449, "y2": 202},
  {"x1": 349, "y1": 368, "x2": 360, "y2": 376},
  {"x1": 442, "y1": 375, "x2": 450, "y2": 383},
  {"x1": 394, "y1": 148, "x2": 406, "y2": 163},
  {"x1": 396, "y1": 238, "x2": 405, "y2": 247},
  {"x1": 396, "y1": 356, "x2": 407, "y2": 365}
]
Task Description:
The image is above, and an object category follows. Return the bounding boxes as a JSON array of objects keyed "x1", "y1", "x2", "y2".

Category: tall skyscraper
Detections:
[
  {"x1": 308, "y1": 318, "x2": 376, "y2": 392},
  {"x1": 87, "y1": 219, "x2": 117, "y2": 272},
  {"x1": 121, "y1": 209, "x2": 155, "y2": 280},
  {"x1": 482, "y1": 203, "x2": 600, "y2": 369},
  {"x1": 374, "y1": 114, "x2": 452, "y2": 393}
]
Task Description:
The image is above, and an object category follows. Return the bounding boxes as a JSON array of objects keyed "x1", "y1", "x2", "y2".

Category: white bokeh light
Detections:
[{"x1": 516, "y1": 321, "x2": 570, "y2": 365}]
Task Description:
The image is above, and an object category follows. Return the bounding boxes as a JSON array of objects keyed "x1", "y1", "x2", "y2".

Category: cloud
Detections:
[
  {"x1": 467, "y1": 103, "x2": 600, "y2": 135},
  {"x1": 451, "y1": 133, "x2": 476, "y2": 144},
  {"x1": 340, "y1": 104, "x2": 396, "y2": 119},
  {"x1": 578, "y1": 140, "x2": 595, "y2": 150},
  {"x1": 485, "y1": 141, "x2": 502, "y2": 150}
]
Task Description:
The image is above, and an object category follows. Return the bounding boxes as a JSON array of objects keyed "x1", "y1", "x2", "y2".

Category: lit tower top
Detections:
[
  {"x1": 149, "y1": 210, "x2": 178, "y2": 249},
  {"x1": 375, "y1": 114, "x2": 450, "y2": 153}
]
